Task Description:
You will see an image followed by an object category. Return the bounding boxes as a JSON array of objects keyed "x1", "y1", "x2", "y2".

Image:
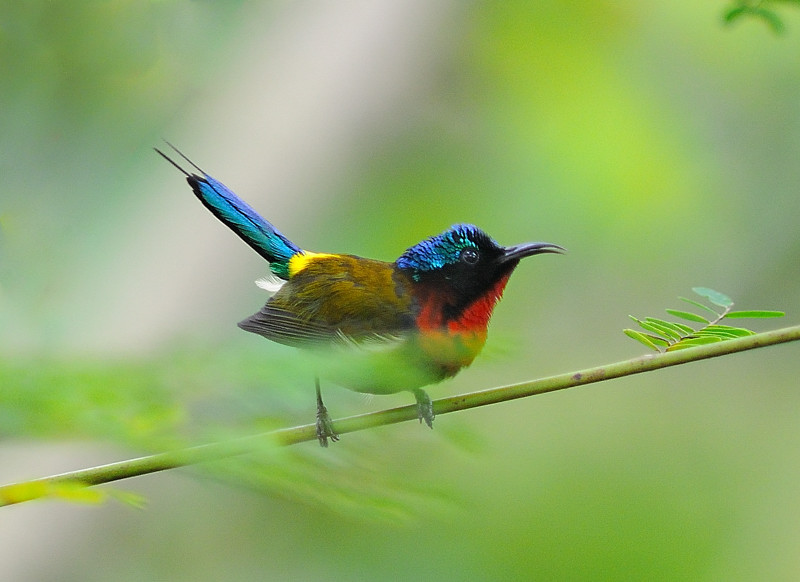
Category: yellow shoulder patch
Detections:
[{"x1": 288, "y1": 251, "x2": 336, "y2": 277}]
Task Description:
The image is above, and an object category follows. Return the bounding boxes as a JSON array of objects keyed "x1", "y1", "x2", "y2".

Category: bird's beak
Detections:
[{"x1": 499, "y1": 241, "x2": 566, "y2": 264}]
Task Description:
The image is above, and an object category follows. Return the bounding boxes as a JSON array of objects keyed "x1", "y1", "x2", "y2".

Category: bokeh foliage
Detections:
[
  {"x1": 724, "y1": 0, "x2": 800, "y2": 33},
  {"x1": 1, "y1": 1, "x2": 799, "y2": 580}
]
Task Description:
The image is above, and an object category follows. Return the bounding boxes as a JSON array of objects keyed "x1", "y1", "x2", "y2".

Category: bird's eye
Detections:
[{"x1": 460, "y1": 247, "x2": 480, "y2": 265}]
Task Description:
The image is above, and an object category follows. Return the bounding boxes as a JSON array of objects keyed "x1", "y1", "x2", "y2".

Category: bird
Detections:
[{"x1": 156, "y1": 144, "x2": 564, "y2": 446}]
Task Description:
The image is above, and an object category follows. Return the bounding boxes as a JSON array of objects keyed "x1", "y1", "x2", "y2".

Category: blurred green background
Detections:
[{"x1": 2, "y1": 1, "x2": 800, "y2": 580}]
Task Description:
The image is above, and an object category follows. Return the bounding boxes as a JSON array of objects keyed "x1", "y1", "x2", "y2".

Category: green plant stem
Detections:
[{"x1": 2, "y1": 324, "x2": 799, "y2": 507}]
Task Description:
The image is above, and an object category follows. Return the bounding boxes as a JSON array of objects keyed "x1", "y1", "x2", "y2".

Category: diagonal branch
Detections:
[{"x1": 2, "y1": 324, "x2": 799, "y2": 507}]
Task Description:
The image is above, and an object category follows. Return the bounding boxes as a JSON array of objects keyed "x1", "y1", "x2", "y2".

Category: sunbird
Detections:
[{"x1": 157, "y1": 145, "x2": 564, "y2": 446}]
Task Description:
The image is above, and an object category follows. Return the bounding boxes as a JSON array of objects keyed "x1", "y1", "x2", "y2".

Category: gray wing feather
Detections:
[{"x1": 238, "y1": 304, "x2": 405, "y2": 350}]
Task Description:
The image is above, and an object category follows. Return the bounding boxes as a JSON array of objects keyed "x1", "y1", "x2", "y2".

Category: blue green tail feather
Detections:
[
  {"x1": 188, "y1": 174, "x2": 301, "y2": 278},
  {"x1": 157, "y1": 147, "x2": 301, "y2": 279}
]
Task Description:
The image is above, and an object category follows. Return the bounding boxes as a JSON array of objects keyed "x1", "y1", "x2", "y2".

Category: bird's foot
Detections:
[
  {"x1": 315, "y1": 404, "x2": 339, "y2": 447},
  {"x1": 315, "y1": 376, "x2": 339, "y2": 447},
  {"x1": 412, "y1": 388, "x2": 434, "y2": 429}
]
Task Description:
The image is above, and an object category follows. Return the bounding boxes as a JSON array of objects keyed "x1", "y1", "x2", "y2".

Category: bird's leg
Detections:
[
  {"x1": 315, "y1": 376, "x2": 339, "y2": 447},
  {"x1": 412, "y1": 388, "x2": 434, "y2": 429}
]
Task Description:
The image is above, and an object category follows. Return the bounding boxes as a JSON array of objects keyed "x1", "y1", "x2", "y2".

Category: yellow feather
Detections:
[{"x1": 287, "y1": 251, "x2": 336, "y2": 277}]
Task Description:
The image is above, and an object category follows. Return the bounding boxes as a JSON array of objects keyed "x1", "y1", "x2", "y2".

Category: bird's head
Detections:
[{"x1": 396, "y1": 224, "x2": 564, "y2": 316}]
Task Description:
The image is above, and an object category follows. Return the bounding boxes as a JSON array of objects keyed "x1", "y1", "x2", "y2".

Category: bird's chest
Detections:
[{"x1": 411, "y1": 276, "x2": 509, "y2": 373}]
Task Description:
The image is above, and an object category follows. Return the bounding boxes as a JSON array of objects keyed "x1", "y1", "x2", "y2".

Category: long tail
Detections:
[{"x1": 156, "y1": 144, "x2": 301, "y2": 279}]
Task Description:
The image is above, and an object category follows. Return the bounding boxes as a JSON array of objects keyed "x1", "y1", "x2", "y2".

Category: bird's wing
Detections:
[
  {"x1": 238, "y1": 304, "x2": 337, "y2": 347},
  {"x1": 239, "y1": 253, "x2": 415, "y2": 349},
  {"x1": 238, "y1": 304, "x2": 406, "y2": 350},
  {"x1": 238, "y1": 253, "x2": 417, "y2": 350}
]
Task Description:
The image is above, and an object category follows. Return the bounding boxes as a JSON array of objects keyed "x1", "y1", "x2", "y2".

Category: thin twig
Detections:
[{"x1": 1, "y1": 324, "x2": 798, "y2": 507}]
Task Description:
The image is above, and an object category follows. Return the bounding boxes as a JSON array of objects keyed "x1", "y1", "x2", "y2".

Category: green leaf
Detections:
[
  {"x1": 692, "y1": 287, "x2": 733, "y2": 308},
  {"x1": 0, "y1": 480, "x2": 107, "y2": 506},
  {"x1": 665, "y1": 309, "x2": 710, "y2": 324},
  {"x1": 670, "y1": 321, "x2": 697, "y2": 335},
  {"x1": 723, "y1": 5, "x2": 785, "y2": 33},
  {"x1": 694, "y1": 330, "x2": 744, "y2": 340},
  {"x1": 691, "y1": 325, "x2": 754, "y2": 340},
  {"x1": 705, "y1": 324, "x2": 755, "y2": 333},
  {"x1": 661, "y1": 320, "x2": 694, "y2": 337},
  {"x1": 752, "y1": 7, "x2": 785, "y2": 33},
  {"x1": 108, "y1": 489, "x2": 148, "y2": 509},
  {"x1": 724, "y1": 310, "x2": 785, "y2": 319},
  {"x1": 642, "y1": 333, "x2": 670, "y2": 347},
  {"x1": 49, "y1": 481, "x2": 106, "y2": 505},
  {"x1": 667, "y1": 336, "x2": 723, "y2": 351},
  {"x1": 629, "y1": 316, "x2": 674, "y2": 342},
  {"x1": 678, "y1": 296, "x2": 719, "y2": 316},
  {"x1": 623, "y1": 329, "x2": 663, "y2": 352},
  {"x1": 644, "y1": 318, "x2": 684, "y2": 341},
  {"x1": 723, "y1": 7, "x2": 747, "y2": 24},
  {"x1": 701, "y1": 325, "x2": 755, "y2": 337},
  {"x1": 0, "y1": 482, "x2": 49, "y2": 505}
]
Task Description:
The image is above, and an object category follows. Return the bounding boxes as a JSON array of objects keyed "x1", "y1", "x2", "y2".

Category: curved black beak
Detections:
[{"x1": 499, "y1": 241, "x2": 566, "y2": 264}]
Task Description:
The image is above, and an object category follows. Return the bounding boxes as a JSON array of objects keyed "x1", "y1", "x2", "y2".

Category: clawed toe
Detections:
[
  {"x1": 315, "y1": 408, "x2": 339, "y2": 447},
  {"x1": 412, "y1": 388, "x2": 434, "y2": 429}
]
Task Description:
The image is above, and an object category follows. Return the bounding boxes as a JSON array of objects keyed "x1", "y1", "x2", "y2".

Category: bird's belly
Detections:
[
  {"x1": 416, "y1": 329, "x2": 487, "y2": 373},
  {"x1": 310, "y1": 330, "x2": 486, "y2": 395}
]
